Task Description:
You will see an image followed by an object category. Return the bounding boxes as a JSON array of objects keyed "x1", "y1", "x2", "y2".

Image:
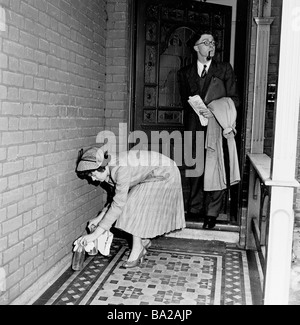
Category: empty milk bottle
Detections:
[{"x1": 72, "y1": 241, "x2": 86, "y2": 271}]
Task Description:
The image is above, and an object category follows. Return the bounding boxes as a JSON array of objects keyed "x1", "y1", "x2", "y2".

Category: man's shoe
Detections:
[
  {"x1": 207, "y1": 217, "x2": 217, "y2": 229},
  {"x1": 202, "y1": 216, "x2": 209, "y2": 229},
  {"x1": 203, "y1": 216, "x2": 217, "y2": 229}
]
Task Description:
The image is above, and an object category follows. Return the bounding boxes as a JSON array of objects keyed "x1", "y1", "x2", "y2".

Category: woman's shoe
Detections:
[
  {"x1": 122, "y1": 248, "x2": 146, "y2": 268},
  {"x1": 142, "y1": 239, "x2": 151, "y2": 250}
]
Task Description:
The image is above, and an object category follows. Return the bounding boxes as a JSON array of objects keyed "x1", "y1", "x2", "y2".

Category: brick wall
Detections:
[
  {"x1": 105, "y1": 0, "x2": 130, "y2": 151},
  {"x1": 0, "y1": 0, "x2": 110, "y2": 304}
]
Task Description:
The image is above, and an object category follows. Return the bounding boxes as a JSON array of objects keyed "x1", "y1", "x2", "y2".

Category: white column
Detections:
[{"x1": 264, "y1": 0, "x2": 300, "y2": 305}]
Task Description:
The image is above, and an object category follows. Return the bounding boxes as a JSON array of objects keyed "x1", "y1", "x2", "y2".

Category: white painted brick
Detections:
[
  {"x1": 0, "y1": 235, "x2": 8, "y2": 252},
  {"x1": 2, "y1": 215, "x2": 23, "y2": 236},
  {"x1": 24, "y1": 157, "x2": 34, "y2": 171},
  {"x1": 6, "y1": 267, "x2": 24, "y2": 289},
  {"x1": 8, "y1": 231, "x2": 19, "y2": 248},
  {"x1": 2, "y1": 188, "x2": 23, "y2": 206},
  {"x1": 0, "y1": 148, "x2": 7, "y2": 161},
  {"x1": 18, "y1": 144, "x2": 37, "y2": 157},
  {"x1": 3, "y1": 161, "x2": 24, "y2": 176},
  {"x1": 7, "y1": 204, "x2": 17, "y2": 219},
  {"x1": 19, "y1": 246, "x2": 37, "y2": 265},
  {"x1": 8, "y1": 175, "x2": 19, "y2": 190},
  {"x1": 8, "y1": 259, "x2": 19, "y2": 275},
  {"x1": 23, "y1": 211, "x2": 31, "y2": 225},
  {"x1": 19, "y1": 170, "x2": 37, "y2": 186},
  {"x1": 8, "y1": 117, "x2": 19, "y2": 131},
  {"x1": 2, "y1": 132, "x2": 23, "y2": 146},
  {"x1": 1, "y1": 0, "x2": 111, "y2": 304},
  {"x1": 17, "y1": 196, "x2": 36, "y2": 214}
]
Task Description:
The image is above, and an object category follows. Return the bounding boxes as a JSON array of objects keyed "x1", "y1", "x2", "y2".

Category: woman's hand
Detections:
[
  {"x1": 88, "y1": 218, "x2": 100, "y2": 232},
  {"x1": 79, "y1": 226, "x2": 106, "y2": 246},
  {"x1": 79, "y1": 234, "x2": 93, "y2": 246},
  {"x1": 88, "y1": 209, "x2": 107, "y2": 232}
]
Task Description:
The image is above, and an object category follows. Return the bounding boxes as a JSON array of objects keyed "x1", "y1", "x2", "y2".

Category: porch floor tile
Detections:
[{"x1": 33, "y1": 236, "x2": 263, "y2": 306}]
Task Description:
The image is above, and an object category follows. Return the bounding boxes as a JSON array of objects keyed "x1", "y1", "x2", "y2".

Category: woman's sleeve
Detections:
[
  {"x1": 100, "y1": 181, "x2": 115, "y2": 206},
  {"x1": 98, "y1": 167, "x2": 130, "y2": 230}
]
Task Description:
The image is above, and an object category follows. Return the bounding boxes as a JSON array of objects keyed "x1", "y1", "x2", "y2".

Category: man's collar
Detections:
[{"x1": 197, "y1": 59, "x2": 212, "y2": 69}]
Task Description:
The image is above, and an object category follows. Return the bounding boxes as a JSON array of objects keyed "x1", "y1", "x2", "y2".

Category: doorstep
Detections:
[{"x1": 166, "y1": 227, "x2": 240, "y2": 244}]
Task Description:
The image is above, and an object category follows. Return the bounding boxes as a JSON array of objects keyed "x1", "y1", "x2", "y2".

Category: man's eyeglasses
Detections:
[{"x1": 195, "y1": 40, "x2": 216, "y2": 47}]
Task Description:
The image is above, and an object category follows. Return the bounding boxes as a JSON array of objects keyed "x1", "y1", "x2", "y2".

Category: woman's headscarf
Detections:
[{"x1": 76, "y1": 147, "x2": 111, "y2": 172}]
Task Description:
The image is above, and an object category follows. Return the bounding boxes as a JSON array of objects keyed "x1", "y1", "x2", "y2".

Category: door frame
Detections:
[{"x1": 127, "y1": 0, "x2": 252, "y2": 229}]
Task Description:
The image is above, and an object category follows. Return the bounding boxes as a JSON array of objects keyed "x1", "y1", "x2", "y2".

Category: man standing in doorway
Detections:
[{"x1": 177, "y1": 30, "x2": 240, "y2": 229}]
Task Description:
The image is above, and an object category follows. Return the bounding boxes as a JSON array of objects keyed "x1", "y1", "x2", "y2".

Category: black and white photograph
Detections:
[{"x1": 0, "y1": 0, "x2": 300, "y2": 311}]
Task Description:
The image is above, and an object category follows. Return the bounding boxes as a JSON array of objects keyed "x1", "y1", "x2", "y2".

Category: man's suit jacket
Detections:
[{"x1": 177, "y1": 59, "x2": 240, "y2": 171}]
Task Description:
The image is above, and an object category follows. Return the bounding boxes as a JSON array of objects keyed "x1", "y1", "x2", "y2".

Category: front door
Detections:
[{"x1": 131, "y1": 0, "x2": 239, "y2": 226}]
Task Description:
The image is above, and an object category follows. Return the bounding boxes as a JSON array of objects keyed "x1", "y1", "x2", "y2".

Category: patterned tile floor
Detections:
[{"x1": 33, "y1": 237, "x2": 263, "y2": 306}]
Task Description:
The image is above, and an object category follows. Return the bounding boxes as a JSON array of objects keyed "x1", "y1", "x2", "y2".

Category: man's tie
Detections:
[{"x1": 201, "y1": 65, "x2": 207, "y2": 78}]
